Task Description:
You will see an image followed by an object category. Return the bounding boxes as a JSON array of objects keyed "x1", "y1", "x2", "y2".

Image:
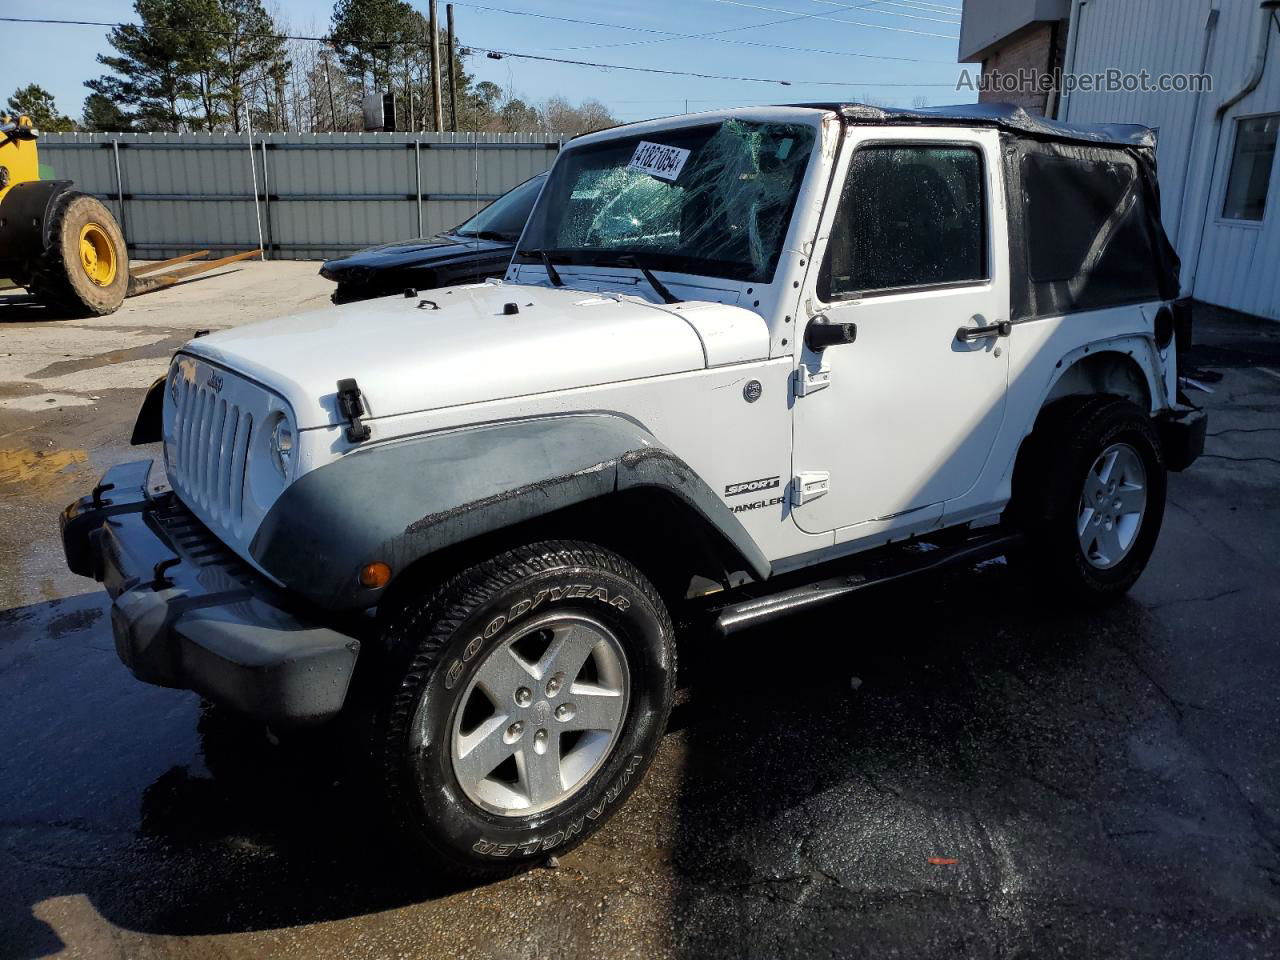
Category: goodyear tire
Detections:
[
  {"x1": 1010, "y1": 396, "x2": 1167, "y2": 603},
  {"x1": 372, "y1": 540, "x2": 675, "y2": 879},
  {"x1": 31, "y1": 191, "x2": 129, "y2": 317}
]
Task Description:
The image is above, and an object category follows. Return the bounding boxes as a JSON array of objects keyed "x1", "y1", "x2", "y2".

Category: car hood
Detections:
[
  {"x1": 320, "y1": 233, "x2": 510, "y2": 276},
  {"x1": 183, "y1": 281, "x2": 766, "y2": 431}
]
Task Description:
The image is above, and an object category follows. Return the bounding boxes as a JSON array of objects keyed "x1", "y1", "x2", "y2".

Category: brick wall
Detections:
[{"x1": 978, "y1": 21, "x2": 1066, "y2": 116}]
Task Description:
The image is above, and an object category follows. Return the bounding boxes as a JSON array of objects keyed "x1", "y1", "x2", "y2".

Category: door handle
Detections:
[{"x1": 955, "y1": 319, "x2": 1011, "y2": 343}]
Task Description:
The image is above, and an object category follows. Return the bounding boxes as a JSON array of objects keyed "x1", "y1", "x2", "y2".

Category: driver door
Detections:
[{"x1": 790, "y1": 127, "x2": 1011, "y2": 543}]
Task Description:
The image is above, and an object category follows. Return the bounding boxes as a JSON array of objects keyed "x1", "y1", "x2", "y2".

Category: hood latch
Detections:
[{"x1": 336, "y1": 378, "x2": 372, "y2": 443}]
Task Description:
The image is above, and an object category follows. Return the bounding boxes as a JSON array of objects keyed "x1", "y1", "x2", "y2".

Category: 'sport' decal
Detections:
[{"x1": 725, "y1": 476, "x2": 780, "y2": 498}]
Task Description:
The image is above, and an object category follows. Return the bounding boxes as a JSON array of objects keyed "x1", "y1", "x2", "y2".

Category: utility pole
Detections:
[
  {"x1": 428, "y1": 0, "x2": 444, "y2": 132},
  {"x1": 447, "y1": 4, "x2": 458, "y2": 132},
  {"x1": 325, "y1": 58, "x2": 337, "y2": 131}
]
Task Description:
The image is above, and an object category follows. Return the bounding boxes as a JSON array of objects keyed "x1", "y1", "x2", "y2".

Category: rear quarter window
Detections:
[{"x1": 1014, "y1": 150, "x2": 1164, "y2": 318}]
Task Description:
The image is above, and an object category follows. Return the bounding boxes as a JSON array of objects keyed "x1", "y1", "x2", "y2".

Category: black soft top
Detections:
[
  {"x1": 792, "y1": 101, "x2": 1156, "y2": 149},
  {"x1": 786, "y1": 101, "x2": 1179, "y2": 317}
]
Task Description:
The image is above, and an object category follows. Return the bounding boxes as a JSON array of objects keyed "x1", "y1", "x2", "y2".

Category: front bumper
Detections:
[
  {"x1": 1157, "y1": 404, "x2": 1207, "y2": 472},
  {"x1": 61, "y1": 461, "x2": 361, "y2": 725}
]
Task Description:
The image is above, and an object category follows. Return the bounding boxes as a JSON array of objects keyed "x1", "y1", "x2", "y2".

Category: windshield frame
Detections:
[{"x1": 513, "y1": 118, "x2": 820, "y2": 284}]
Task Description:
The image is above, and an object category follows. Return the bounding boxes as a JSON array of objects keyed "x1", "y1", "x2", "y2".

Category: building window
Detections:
[{"x1": 1223, "y1": 114, "x2": 1279, "y2": 221}]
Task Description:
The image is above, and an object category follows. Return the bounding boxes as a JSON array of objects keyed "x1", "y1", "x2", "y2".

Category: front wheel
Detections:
[
  {"x1": 372, "y1": 540, "x2": 675, "y2": 879},
  {"x1": 1010, "y1": 396, "x2": 1167, "y2": 603}
]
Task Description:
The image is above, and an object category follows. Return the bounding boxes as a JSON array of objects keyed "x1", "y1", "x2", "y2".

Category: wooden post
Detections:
[
  {"x1": 325, "y1": 59, "x2": 337, "y2": 131},
  {"x1": 447, "y1": 4, "x2": 458, "y2": 132},
  {"x1": 428, "y1": 0, "x2": 444, "y2": 132}
]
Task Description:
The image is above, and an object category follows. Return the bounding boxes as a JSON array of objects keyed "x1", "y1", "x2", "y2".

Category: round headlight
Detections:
[{"x1": 270, "y1": 416, "x2": 294, "y2": 475}]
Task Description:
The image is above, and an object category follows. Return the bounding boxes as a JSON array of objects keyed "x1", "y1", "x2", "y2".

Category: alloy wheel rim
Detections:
[
  {"x1": 446, "y1": 612, "x2": 629, "y2": 817},
  {"x1": 78, "y1": 222, "x2": 117, "y2": 287},
  {"x1": 1077, "y1": 442, "x2": 1147, "y2": 569}
]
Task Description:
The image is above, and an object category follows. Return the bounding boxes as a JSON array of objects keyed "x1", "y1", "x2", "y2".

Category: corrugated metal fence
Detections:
[{"x1": 37, "y1": 132, "x2": 563, "y2": 261}]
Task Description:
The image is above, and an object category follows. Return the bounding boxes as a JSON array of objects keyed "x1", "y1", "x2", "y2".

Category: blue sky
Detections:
[{"x1": 5, "y1": 0, "x2": 976, "y2": 124}]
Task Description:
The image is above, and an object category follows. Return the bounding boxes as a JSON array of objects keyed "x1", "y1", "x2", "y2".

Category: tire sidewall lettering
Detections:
[
  {"x1": 442, "y1": 580, "x2": 633, "y2": 690},
  {"x1": 470, "y1": 754, "x2": 645, "y2": 857}
]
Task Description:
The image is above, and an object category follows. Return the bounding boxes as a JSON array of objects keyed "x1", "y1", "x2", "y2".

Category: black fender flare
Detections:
[
  {"x1": 131, "y1": 376, "x2": 166, "y2": 444},
  {"x1": 249, "y1": 413, "x2": 771, "y2": 610},
  {"x1": 0, "y1": 179, "x2": 75, "y2": 261}
]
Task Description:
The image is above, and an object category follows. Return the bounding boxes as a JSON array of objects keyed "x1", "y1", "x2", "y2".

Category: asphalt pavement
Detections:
[{"x1": 0, "y1": 277, "x2": 1277, "y2": 959}]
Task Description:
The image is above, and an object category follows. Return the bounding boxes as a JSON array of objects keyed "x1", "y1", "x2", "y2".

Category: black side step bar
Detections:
[{"x1": 709, "y1": 531, "x2": 1023, "y2": 637}]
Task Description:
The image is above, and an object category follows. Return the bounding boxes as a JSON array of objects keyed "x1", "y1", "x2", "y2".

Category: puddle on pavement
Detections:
[
  {"x1": 0, "y1": 447, "x2": 88, "y2": 487},
  {"x1": 28, "y1": 333, "x2": 183, "y2": 380}
]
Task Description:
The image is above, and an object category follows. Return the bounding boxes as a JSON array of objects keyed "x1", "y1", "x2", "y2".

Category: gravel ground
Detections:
[{"x1": 0, "y1": 276, "x2": 1276, "y2": 960}]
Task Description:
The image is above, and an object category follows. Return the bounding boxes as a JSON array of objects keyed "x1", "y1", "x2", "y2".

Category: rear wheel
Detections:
[
  {"x1": 1010, "y1": 396, "x2": 1167, "y2": 603},
  {"x1": 371, "y1": 540, "x2": 675, "y2": 879},
  {"x1": 31, "y1": 192, "x2": 129, "y2": 317}
]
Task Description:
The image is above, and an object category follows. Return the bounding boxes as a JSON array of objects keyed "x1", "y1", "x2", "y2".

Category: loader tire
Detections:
[{"x1": 31, "y1": 192, "x2": 128, "y2": 317}]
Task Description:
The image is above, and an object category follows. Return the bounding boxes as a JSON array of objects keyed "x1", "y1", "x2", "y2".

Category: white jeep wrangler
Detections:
[{"x1": 62, "y1": 103, "x2": 1205, "y2": 877}]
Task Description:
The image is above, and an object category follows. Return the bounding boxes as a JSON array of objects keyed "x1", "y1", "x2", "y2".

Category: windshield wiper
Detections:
[
  {"x1": 616, "y1": 254, "x2": 681, "y2": 304},
  {"x1": 518, "y1": 248, "x2": 564, "y2": 287}
]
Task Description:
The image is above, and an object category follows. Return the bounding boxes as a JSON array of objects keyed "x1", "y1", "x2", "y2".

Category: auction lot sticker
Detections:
[{"x1": 627, "y1": 141, "x2": 690, "y2": 182}]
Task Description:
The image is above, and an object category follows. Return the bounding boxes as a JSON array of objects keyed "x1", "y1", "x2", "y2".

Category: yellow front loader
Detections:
[{"x1": 0, "y1": 113, "x2": 130, "y2": 316}]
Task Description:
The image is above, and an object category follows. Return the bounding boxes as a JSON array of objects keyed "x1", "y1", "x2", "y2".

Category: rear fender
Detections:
[{"x1": 249, "y1": 413, "x2": 770, "y2": 610}]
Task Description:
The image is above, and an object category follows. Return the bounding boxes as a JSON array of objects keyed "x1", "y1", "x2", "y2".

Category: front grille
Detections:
[
  {"x1": 169, "y1": 373, "x2": 253, "y2": 533},
  {"x1": 153, "y1": 496, "x2": 257, "y2": 585}
]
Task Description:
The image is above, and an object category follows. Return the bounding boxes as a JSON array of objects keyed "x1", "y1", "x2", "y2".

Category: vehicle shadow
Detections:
[
  {"x1": 0, "y1": 293, "x2": 80, "y2": 322},
  {"x1": 664, "y1": 559, "x2": 1175, "y2": 958},
  {"x1": 132, "y1": 707, "x2": 476, "y2": 927}
]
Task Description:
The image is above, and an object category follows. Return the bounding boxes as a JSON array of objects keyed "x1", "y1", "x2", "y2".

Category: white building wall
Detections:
[{"x1": 1060, "y1": 0, "x2": 1280, "y2": 319}]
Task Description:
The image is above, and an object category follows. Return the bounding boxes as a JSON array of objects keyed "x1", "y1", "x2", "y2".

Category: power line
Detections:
[
  {"x1": 468, "y1": 43, "x2": 961, "y2": 86},
  {"x1": 859, "y1": 0, "x2": 962, "y2": 13},
  {"x1": 549, "y1": 15, "x2": 818, "y2": 54},
  {"x1": 841, "y1": 0, "x2": 962, "y2": 15},
  {"x1": 0, "y1": 15, "x2": 963, "y2": 88},
  {"x1": 805, "y1": 0, "x2": 961, "y2": 24},
  {"x1": 713, "y1": 0, "x2": 959, "y2": 39},
  {"x1": 452, "y1": 1, "x2": 954, "y2": 64}
]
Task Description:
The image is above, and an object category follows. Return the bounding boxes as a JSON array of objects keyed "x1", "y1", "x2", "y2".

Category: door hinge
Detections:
[
  {"x1": 792, "y1": 471, "x2": 831, "y2": 505},
  {"x1": 793, "y1": 363, "x2": 830, "y2": 397}
]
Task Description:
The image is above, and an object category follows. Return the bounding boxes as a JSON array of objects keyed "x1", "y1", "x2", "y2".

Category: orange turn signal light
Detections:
[{"x1": 358, "y1": 562, "x2": 392, "y2": 589}]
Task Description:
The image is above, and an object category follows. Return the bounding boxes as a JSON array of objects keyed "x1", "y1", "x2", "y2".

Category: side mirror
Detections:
[{"x1": 805, "y1": 319, "x2": 857, "y2": 352}]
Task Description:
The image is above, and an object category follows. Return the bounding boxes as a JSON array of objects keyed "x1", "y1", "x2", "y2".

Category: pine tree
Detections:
[
  {"x1": 6, "y1": 85, "x2": 76, "y2": 132},
  {"x1": 330, "y1": 0, "x2": 417, "y2": 95},
  {"x1": 86, "y1": 0, "x2": 211, "y2": 131},
  {"x1": 210, "y1": 0, "x2": 288, "y2": 132},
  {"x1": 80, "y1": 93, "x2": 135, "y2": 132}
]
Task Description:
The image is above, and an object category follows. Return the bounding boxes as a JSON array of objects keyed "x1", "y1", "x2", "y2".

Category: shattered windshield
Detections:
[{"x1": 517, "y1": 119, "x2": 817, "y2": 283}]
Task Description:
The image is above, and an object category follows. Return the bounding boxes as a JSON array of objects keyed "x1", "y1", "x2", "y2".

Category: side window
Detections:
[{"x1": 820, "y1": 144, "x2": 987, "y2": 299}]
